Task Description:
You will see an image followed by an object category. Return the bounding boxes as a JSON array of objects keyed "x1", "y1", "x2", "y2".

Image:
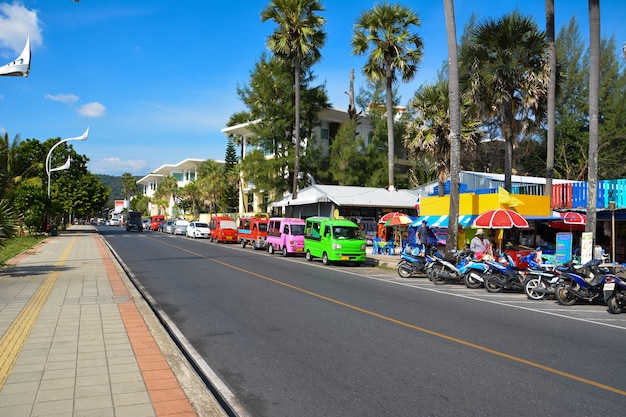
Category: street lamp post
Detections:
[{"x1": 46, "y1": 128, "x2": 89, "y2": 198}]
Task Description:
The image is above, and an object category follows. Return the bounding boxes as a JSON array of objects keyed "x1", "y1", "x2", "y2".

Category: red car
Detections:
[{"x1": 150, "y1": 215, "x2": 165, "y2": 231}]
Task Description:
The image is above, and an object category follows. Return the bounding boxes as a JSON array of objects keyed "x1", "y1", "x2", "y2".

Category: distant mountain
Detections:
[{"x1": 96, "y1": 174, "x2": 141, "y2": 208}]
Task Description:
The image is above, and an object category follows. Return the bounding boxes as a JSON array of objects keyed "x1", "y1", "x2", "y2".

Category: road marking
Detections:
[
  {"x1": 0, "y1": 237, "x2": 76, "y2": 389},
  {"x1": 146, "y1": 237, "x2": 626, "y2": 397}
]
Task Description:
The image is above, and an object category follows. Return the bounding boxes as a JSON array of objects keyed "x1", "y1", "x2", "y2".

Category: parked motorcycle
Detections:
[
  {"x1": 396, "y1": 246, "x2": 440, "y2": 278},
  {"x1": 483, "y1": 253, "x2": 527, "y2": 293},
  {"x1": 428, "y1": 249, "x2": 487, "y2": 286},
  {"x1": 603, "y1": 274, "x2": 626, "y2": 314},
  {"x1": 522, "y1": 251, "x2": 561, "y2": 300},
  {"x1": 555, "y1": 259, "x2": 614, "y2": 306}
]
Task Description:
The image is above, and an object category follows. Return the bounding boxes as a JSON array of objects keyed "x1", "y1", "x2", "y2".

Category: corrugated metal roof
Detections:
[{"x1": 270, "y1": 185, "x2": 419, "y2": 208}]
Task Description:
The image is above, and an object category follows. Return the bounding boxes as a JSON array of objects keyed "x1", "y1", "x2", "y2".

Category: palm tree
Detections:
[
  {"x1": 444, "y1": 0, "x2": 461, "y2": 255},
  {"x1": 120, "y1": 172, "x2": 137, "y2": 203},
  {"x1": 352, "y1": 2, "x2": 423, "y2": 191},
  {"x1": 153, "y1": 175, "x2": 178, "y2": 216},
  {"x1": 460, "y1": 10, "x2": 549, "y2": 192},
  {"x1": 198, "y1": 160, "x2": 224, "y2": 215},
  {"x1": 586, "y1": 0, "x2": 600, "y2": 236},
  {"x1": 404, "y1": 81, "x2": 482, "y2": 195},
  {"x1": 261, "y1": 0, "x2": 326, "y2": 206},
  {"x1": 545, "y1": 0, "x2": 556, "y2": 199}
]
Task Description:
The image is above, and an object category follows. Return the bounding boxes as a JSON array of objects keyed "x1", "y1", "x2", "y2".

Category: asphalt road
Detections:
[{"x1": 100, "y1": 226, "x2": 626, "y2": 417}]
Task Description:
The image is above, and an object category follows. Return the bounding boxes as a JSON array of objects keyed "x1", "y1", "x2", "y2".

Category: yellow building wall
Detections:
[{"x1": 420, "y1": 194, "x2": 551, "y2": 217}]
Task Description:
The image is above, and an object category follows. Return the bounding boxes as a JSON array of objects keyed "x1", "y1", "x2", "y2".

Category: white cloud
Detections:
[
  {"x1": 78, "y1": 102, "x2": 106, "y2": 117},
  {"x1": 45, "y1": 93, "x2": 80, "y2": 104},
  {"x1": 88, "y1": 157, "x2": 147, "y2": 176},
  {"x1": 0, "y1": 3, "x2": 42, "y2": 57}
]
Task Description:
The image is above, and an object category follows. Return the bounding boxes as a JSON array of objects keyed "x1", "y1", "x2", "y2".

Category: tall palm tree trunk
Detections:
[
  {"x1": 386, "y1": 70, "x2": 396, "y2": 191},
  {"x1": 586, "y1": 0, "x2": 600, "y2": 236},
  {"x1": 545, "y1": 0, "x2": 556, "y2": 200},
  {"x1": 444, "y1": 0, "x2": 460, "y2": 255},
  {"x1": 289, "y1": 56, "x2": 302, "y2": 217}
]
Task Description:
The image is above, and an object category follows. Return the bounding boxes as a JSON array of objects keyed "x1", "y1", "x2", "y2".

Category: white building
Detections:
[
  {"x1": 221, "y1": 108, "x2": 374, "y2": 214},
  {"x1": 136, "y1": 158, "x2": 210, "y2": 218}
]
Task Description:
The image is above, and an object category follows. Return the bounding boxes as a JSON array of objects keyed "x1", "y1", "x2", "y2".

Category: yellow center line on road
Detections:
[
  {"x1": 154, "y1": 238, "x2": 626, "y2": 397},
  {"x1": 0, "y1": 236, "x2": 77, "y2": 389}
]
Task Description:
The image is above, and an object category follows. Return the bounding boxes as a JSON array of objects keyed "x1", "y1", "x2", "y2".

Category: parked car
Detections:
[
  {"x1": 141, "y1": 219, "x2": 150, "y2": 230},
  {"x1": 304, "y1": 217, "x2": 366, "y2": 265},
  {"x1": 266, "y1": 217, "x2": 305, "y2": 256},
  {"x1": 173, "y1": 219, "x2": 189, "y2": 235},
  {"x1": 163, "y1": 220, "x2": 174, "y2": 233},
  {"x1": 209, "y1": 216, "x2": 238, "y2": 243},
  {"x1": 186, "y1": 221, "x2": 211, "y2": 238},
  {"x1": 237, "y1": 216, "x2": 269, "y2": 249},
  {"x1": 150, "y1": 215, "x2": 165, "y2": 231}
]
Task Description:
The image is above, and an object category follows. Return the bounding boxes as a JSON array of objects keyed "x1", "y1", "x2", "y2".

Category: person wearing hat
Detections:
[{"x1": 470, "y1": 228, "x2": 492, "y2": 260}]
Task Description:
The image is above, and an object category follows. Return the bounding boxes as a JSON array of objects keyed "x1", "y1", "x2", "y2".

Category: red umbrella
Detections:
[
  {"x1": 473, "y1": 209, "x2": 529, "y2": 229},
  {"x1": 561, "y1": 212, "x2": 586, "y2": 225},
  {"x1": 379, "y1": 212, "x2": 408, "y2": 224}
]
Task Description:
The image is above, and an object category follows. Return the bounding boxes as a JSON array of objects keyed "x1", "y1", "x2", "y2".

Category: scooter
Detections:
[
  {"x1": 396, "y1": 245, "x2": 439, "y2": 278},
  {"x1": 555, "y1": 259, "x2": 614, "y2": 306},
  {"x1": 482, "y1": 252, "x2": 527, "y2": 293},
  {"x1": 522, "y1": 251, "x2": 561, "y2": 300},
  {"x1": 603, "y1": 274, "x2": 626, "y2": 314},
  {"x1": 428, "y1": 249, "x2": 487, "y2": 286}
]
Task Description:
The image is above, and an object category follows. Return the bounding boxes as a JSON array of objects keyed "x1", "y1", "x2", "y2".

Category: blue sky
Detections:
[{"x1": 1, "y1": 0, "x2": 624, "y2": 176}]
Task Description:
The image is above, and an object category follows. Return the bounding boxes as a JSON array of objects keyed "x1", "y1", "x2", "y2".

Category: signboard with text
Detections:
[{"x1": 555, "y1": 232, "x2": 573, "y2": 265}]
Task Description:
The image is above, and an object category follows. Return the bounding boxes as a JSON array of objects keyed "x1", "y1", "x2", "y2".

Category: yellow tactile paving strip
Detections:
[{"x1": 0, "y1": 236, "x2": 76, "y2": 389}]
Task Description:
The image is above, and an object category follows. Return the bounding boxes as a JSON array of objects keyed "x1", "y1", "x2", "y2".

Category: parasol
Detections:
[
  {"x1": 561, "y1": 212, "x2": 586, "y2": 225},
  {"x1": 384, "y1": 214, "x2": 415, "y2": 227},
  {"x1": 379, "y1": 212, "x2": 409, "y2": 224},
  {"x1": 473, "y1": 209, "x2": 529, "y2": 229}
]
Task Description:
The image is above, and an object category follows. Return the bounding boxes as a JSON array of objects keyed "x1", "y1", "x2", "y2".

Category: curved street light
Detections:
[
  {"x1": 0, "y1": 36, "x2": 30, "y2": 77},
  {"x1": 46, "y1": 128, "x2": 89, "y2": 198}
]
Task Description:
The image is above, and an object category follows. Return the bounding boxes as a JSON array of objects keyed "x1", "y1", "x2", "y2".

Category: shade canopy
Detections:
[
  {"x1": 384, "y1": 214, "x2": 415, "y2": 227},
  {"x1": 473, "y1": 209, "x2": 529, "y2": 229},
  {"x1": 561, "y1": 211, "x2": 586, "y2": 225},
  {"x1": 379, "y1": 212, "x2": 409, "y2": 224}
]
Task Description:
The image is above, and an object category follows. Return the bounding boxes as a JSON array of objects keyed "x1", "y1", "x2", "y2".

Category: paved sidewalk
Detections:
[{"x1": 0, "y1": 225, "x2": 227, "y2": 417}]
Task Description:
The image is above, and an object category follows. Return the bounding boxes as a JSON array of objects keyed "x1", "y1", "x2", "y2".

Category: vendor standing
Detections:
[{"x1": 470, "y1": 229, "x2": 491, "y2": 259}]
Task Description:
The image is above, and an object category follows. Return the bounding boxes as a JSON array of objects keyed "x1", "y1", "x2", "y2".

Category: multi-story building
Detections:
[
  {"x1": 136, "y1": 158, "x2": 210, "y2": 218},
  {"x1": 221, "y1": 108, "x2": 374, "y2": 214}
]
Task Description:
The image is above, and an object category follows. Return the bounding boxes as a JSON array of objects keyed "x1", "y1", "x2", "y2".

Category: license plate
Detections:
[
  {"x1": 341, "y1": 256, "x2": 349, "y2": 260},
  {"x1": 295, "y1": 248, "x2": 303, "y2": 252},
  {"x1": 226, "y1": 236, "x2": 232, "y2": 240},
  {"x1": 604, "y1": 282, "x2": 615, "y2": 292}
]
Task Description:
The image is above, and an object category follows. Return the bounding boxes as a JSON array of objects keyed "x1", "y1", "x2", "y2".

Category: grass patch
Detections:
[{"x1": 0, "y1": 235, "x2": 47, "y2": 266}]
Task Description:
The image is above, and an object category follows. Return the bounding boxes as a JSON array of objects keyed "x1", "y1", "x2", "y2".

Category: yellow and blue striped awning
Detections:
[{"x1": 409, "y1": 215, "x2": 477, "y2": 228}]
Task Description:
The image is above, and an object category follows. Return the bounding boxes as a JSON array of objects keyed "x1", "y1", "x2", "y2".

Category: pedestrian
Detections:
[
  {"x1": 470, "y1": 229, "x2": 492, "y2": 260},
  {"x1": 417, "y1": 220, "x2": 429, "y2": 247},
  {"x1": 457, "y1": 225, "x2": 467, "y2": 250}
]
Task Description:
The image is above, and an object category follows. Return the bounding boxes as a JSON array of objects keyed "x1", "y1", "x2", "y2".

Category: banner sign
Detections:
[{"x1": 555, "y1": 232, "x2": 573, "y2": 265}]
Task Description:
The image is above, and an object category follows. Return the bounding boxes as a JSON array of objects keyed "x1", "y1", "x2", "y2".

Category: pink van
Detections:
[{"x1": 265, "y1": 217, "x2": 305, "y2": 256}]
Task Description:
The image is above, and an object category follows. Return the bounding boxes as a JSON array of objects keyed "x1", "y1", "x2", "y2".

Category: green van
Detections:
[{"x1": 304, "y1": 217, "x2": 367, "y2": 265}]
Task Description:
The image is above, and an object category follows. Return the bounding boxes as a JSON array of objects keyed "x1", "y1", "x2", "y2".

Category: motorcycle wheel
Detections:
[
  {"x1": 397, "y1": 262, "x2": 413, "y2": 278},
  {"x1": 555, "y1": 282, "x2": 578, "y2": 306},
  {"x1": 606, "y1": 294, "x2": 624, "y2": 314},
  {"x1": 464, "y1": 271, "x2": 484, "y2": 289},
  {"x1": 484, "y1": 275, "x2": 502, "y2": 293},
  {"x1": 524, "y1": 275, "x2": 546, "y2": 300},
  {"x1": 430, "y1": 265, "x2": 447, "y2": 285}
]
